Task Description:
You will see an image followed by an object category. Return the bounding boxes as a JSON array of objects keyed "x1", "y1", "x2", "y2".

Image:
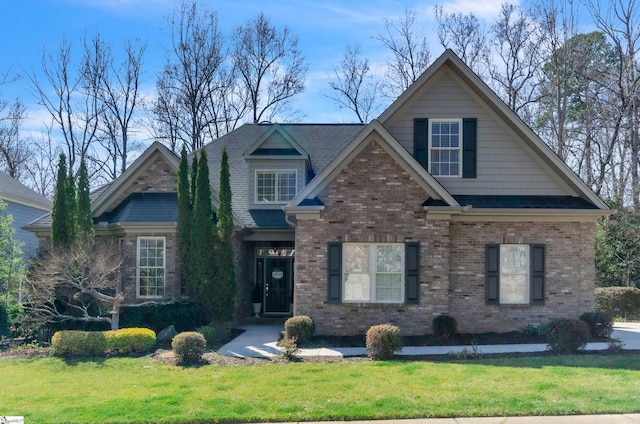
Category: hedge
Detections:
[
  {"x1": 52, "y1": 328, "x2": 156, "y2": 357},
  {"x1": 594, "y1": 287, "x2": 640, "y2": 319}
]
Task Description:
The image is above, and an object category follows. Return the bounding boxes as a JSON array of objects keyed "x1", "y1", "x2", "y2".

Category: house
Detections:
[
  {"x1": 0, "y1": 172, "x2": 52, "y2": 259},
  {"x1": 26, "y1": 50, "x2": 609, "y2": 335}
]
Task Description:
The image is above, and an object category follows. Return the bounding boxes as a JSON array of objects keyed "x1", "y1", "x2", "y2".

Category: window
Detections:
[
  {"x1": 429, "y1": 119, "x2": 462, "y2": 177},
  {"x1": 255, "y1": 170, "x2": 298, "y2": 203},
  {"x1": 486, "y1": 244, "x2": 545, "y2": 305},
  {"x1": 343, "y1": 243, "x2": 404, "y2": 303},
  {"x1": 137, "y1": 237, "x2": 165, "y2": 298}
]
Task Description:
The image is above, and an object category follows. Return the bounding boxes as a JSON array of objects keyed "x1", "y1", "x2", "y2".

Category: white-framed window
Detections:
[
  {"x1": 429, "y1": 119, "x2": 462, "y2": 177},
  {"x1": 343, "y1": 243, "x2": 404, "y2": 303},
  {"x1": 255, "y1": 170, "x2": 298, "y2": 203},
  {"x1": 137, "y1": 236, "x2": 165, "y2": 298},
  {"x1": 499, "y1": 244, "x2": 529, "y2": 304}
]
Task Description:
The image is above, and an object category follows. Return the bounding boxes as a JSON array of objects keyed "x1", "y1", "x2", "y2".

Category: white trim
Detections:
[
  {"x1": 136, "y1": 236, "x2": 166, "y2": 299},
  {"x1": 254, "y1": 169, "x2": 299, "y2": 204},
  {"x1": 243, "y1": 124, "x2": 310, "y2": 159}
]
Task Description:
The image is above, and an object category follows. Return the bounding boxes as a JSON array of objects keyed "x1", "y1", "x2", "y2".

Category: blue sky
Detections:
[{"x1": 1, "y1": 0, "x2": 535, "y2": 141}]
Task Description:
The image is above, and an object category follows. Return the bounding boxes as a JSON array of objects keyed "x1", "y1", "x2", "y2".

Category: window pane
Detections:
[
  {"x1": 344, "y1": 273, "x2": 371, "y2": 302},
  {"x1": 376, "y1": 245, "x2": 402, "y2": 273},
  {"x1": 500, "y1": 244, "x2": 529, "y2": 304},
  {"x1": 278, "y1": 171, "x2": 297, "y2": 201},
  {"x1": 375, "y1": 274, "x2": 402, "y2": 302},
  {"x1": 138, "y1": 237, "x2": 165, "y2": 298},
  {"x1": 345, "y1": 244, "x2": 369, "y2": 273}
]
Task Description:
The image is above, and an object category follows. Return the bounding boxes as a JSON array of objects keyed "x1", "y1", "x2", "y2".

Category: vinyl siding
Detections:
[
  {"x1": 384, "y1": 66, "x2": 574, "y2": 196},
  {"x1": 4, "y1": 200, "x2": 49, "y2": 258}
]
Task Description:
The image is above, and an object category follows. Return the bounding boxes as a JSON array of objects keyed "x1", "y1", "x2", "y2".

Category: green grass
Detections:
[{"x1": 1, "y1": 354, "x2": 640, "y2": 423}]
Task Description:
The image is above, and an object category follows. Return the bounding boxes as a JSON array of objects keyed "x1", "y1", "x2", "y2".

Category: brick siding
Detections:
[{"x1": 292, "y1": 138, "x2": 597, "y2": 336}]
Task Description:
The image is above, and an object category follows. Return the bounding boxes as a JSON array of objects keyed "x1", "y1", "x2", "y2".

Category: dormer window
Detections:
[{"x1": 255, "y1": 170, "x2": 298, "y2": 203}]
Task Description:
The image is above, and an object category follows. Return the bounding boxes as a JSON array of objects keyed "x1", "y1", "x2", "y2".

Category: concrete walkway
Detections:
[
  {"x1": 218, "y1": 322, "x2": 640, "y2": 359},
  {"x1": 295, "y1": 416, "x2": 640, "y2": 423}
]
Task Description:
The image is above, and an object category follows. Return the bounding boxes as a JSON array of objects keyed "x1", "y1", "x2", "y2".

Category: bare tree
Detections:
[
  {"x1": 95, "y1": 37, "x2": 146, "y2": 179},
  {"x1": 153, "y1": 0, "x2": 236, "y2": 152},
  {"x1": 588, "y1": 0, "x2": 640, "y2": 207},
  {"x1": 24, "y1": 240, "x2": 125, "y2": 330},
  {"x1": 374, "y1": 6, "x2": 431, "y2": 97},
  {"x1": 327, "y1": 43, "x2": 382, "y2": 123},
  {"x1": 233, "y1": 12, "x2": 308, "y2": 123},
  {"x1": 28, "y1": 36, "x2": 102, "y2": 176},
  {"x1": 488, "y1": 3, "x2": 545, "y2": 122},
  {"x1": 434, "y1": 5, "x2": 488, "y2": 74},
  {"x1": 0, "y1": 98, "x2": 31, "y2": 180},
  {"x1": 24, "y1": 122, "x2": 59, "y2": 198}
]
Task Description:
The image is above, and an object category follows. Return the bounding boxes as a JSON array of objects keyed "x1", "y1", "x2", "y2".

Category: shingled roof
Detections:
[
  {"x1": 202, "y1": 123, "x2": 365, "y2": 228},
  {"x1": 0, "y1": 171, "x2": 51, "y2": 210}
]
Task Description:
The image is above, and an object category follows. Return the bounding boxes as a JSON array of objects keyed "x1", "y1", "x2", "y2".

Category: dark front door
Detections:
[{"x1": 265, "y1": 258, "x2": 292, "y2": 313}]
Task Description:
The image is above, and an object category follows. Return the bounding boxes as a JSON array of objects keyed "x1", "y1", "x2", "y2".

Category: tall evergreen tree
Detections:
[
  {"x1": 65, "y1": 171, "x2": 77, "y2": 244},
  {"x1": 51, "y1": 154, "x2": 73, "y2": 249},
  {"x1": 191, "y1": 150, "x2": 217, "y2": 319},
  {"x1": 177, "y1": 147, "x2": 193, "y2": 295},
  {"x1": 76, "y1": 159, "x2": 94, "y2": 243},
  {"x1": 216, "y1": 148, "x2": 236, "y2": 322},
  {"x1": 190, "y1": 154, "x2": 198, "y2": 204}
]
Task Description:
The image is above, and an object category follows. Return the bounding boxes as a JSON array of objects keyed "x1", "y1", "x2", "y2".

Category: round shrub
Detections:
[
  {"x1": 104, "y1": 328, "x2": 156, "y2": 355},
  {"x1": 172, "y1": 331, "x2": 206, "y2": 364},
  {"x1": 51, "y1": 330, "x2": 107, "y2": 357},
  {"x1": 579, "y1": 311, "x2": 613, "y2": 339},
  {"x1": 196, "y1": 325, "x2": 217, "y2": 346},
  {"x1": 545, "y1": 318, "x2": 591, "y2": 353},
  {"x1": 365, "y1": 324, "x2": 402, "y2": 360},
  {"x1": 595, "y1": 287, "x2": 640, "y2": 319},
  {"x1": 432, "y1": 315, "x2": 457, "y2": 339},
  {"x1": 284, "y1": 315, "x2": 314, "y2": 343}
]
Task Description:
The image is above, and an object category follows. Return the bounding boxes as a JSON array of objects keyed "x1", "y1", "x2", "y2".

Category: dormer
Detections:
[{"x1": 244, "y1": 124, "x2": 310, "y2": 209}]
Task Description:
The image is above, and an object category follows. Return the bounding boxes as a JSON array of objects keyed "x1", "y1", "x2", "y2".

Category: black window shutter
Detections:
[
  {"x1": 530, "y1": 244, "x2": 545, "y2": 305},
  {"x1": 462, "y1": 118, "x2": 477, "y2": 178},
  {"x1": 485, "y1": 244, "x2": 500, "y2": 304},
  {"x1": 327, "y1": 242, "x2": 342, "y2": 304},
  {"x1": 405, "y1": 242, "x2": 420, "y2": 304},
  {"x1": 413, "y1": 118, "x2": 428, "y2": 170}
]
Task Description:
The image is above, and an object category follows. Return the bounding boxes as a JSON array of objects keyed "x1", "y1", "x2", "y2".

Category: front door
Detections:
[{"x1": 264, "y1": 258, "x2": 292, "y2": 313}]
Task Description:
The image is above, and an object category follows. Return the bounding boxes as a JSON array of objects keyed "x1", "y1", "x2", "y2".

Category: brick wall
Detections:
[
  {"x1": 112, "y1": 154, "x2": 178, "y2": 207},
  {"x1": 292, "y1": 138, "x2": 598, "y2": 336}
]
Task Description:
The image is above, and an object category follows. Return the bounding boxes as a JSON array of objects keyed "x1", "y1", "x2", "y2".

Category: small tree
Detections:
[
  {"x1": 51, "y1": 154, "x2": 73, "y2": 249},
  {"x1": 191, "y1": 150, "x2": 217, "y2": 319},
  {"x1": 177, "y1": 147, "x2": 192, "y2": 295},
  {"x1": 0, "y1": 201, "x2": 25, "y2": 336},
  {"x1": 24, "y1": 240, "x2": 125, "y2": 330},
  {"x1": 216, "y1": 149, "x2": 235, "y2": 322},
  {"x1": 76, "y1": 159, "x2": 94, "y2": 243}
]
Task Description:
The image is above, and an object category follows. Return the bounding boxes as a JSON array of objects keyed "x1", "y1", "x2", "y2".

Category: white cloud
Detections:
[{"x1": 438, "y1": 0, "x2": 519, "y2": 19}]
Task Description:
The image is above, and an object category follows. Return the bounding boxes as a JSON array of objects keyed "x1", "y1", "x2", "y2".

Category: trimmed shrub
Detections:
[
  {"x1": 595, "y1": 287, "x2": 640, "y2": 319},
  {"x1": 196, "y1": 325, "x2": 217, "y2": 346},
  {"x1": 278, "y1": 336, "x2": 298, "y2": 360},
  {"x1": 104, "y1": 328, "x2": 156, "y2": 354},
  {"x1": 545, "y1": 318, "x2": 591, "y2": 353},
  {"x1": 365, "y1": 324, "x2": 402, "y2": 360},
  {"x1": 119, "y1": 302, "x2": 209, "y2": 333},
  {"x1": 579, "y1": 311, "x2": 614, "y2": 339},
  {"x1": 432, "y1": 315, "x2": 457, "y2": 339},
  {"x1": 284, "y1": 315, "x2": 314, "y2": 343},
  {"x1": 172, "y1": 331, "x2": 206, "y2": 364},
  {"x1": 51, "y1": 330, "x2": 107, "y2": 357}
]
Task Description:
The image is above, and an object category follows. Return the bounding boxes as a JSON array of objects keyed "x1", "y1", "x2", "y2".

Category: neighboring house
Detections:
[
  {"x1": 26, "y1": 50, "x2": 610, "y2": 335},
  {"x1": 0, "y1": 172, "x2": 52, "y2": 259}
]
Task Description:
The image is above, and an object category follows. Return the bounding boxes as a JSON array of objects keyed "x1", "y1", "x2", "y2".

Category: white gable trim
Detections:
[
  {"x1": 379, "y1": 49, "x2": 608, "y2": 211},
  {"x1": 92, "y1": 142, "x2": 179, "y2": 217},
  {"x1": 286, "y1": 120, "x2": 458, "y2": 208},
  {"x1": 243, "y1": 123, "x2": 309, "y2": 159}
]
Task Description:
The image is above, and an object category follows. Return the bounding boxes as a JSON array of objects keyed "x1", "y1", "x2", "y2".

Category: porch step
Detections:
[{"x1": 241, "y1": 316, "x2": 287, "y2": 327}]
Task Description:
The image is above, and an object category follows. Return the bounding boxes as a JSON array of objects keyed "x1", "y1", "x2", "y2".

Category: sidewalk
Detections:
[
  {"x1": 296, "y1": 416, "x2": 640, "y2": 423},
  {"x1": 218, "y1": 322, "x2": 640, "y2": 359}
]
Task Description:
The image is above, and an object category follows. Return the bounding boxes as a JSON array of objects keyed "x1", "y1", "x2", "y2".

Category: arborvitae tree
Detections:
[
  {"x1": 76, "y1": 159, "x2": 94, "y2": 243},
  {"x1": 177, "y1": 147, "x2": 193, "y2": 295},
  {"x1": 216, "y1": 148, "x2": 236, "y2": 322},
  {"x1": 65, "y1": 171, "x2": 77, "y2": 244},
  {"x1": 191, "y1": 150, "x2": 217, "y2": 319},
  {"x1": 190, "y1": 154, "x2": 198, "y2": 203},
  {"x1": 51, "y1": 154, "x2": 73, "y2": 249}
]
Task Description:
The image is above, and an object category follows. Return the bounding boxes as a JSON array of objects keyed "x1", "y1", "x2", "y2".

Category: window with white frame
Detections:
[
  {"x1": 343, "y1": 243, "x2": 404, "y2": 303},
  {"x1": 255, "y1": 170, "x2": 298, "y2": 203},
  {"x1": 137, "y1": 237, "x2": 165, "y2": 298},
  {"x1": 499, "y1": 244, "x2": 529, "y2": 304},
  {"x1": 430, "y1": 119, "x2": 462, "y2": 177}
]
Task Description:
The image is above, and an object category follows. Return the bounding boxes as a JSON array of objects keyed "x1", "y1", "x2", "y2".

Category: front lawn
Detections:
[{"x1": 1, "y1": 353, "x2": 639, "y2": 423}]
